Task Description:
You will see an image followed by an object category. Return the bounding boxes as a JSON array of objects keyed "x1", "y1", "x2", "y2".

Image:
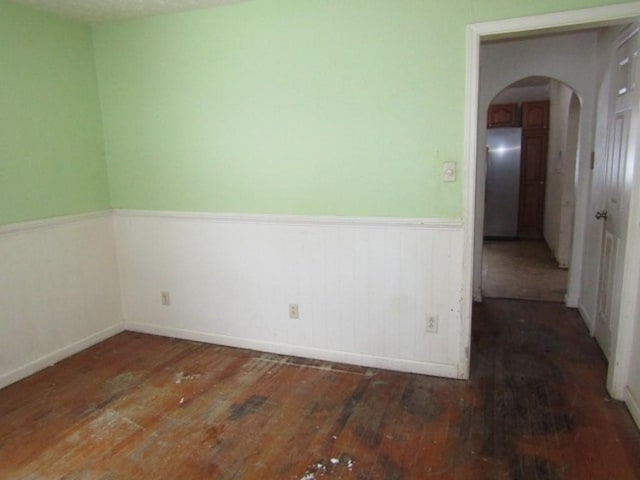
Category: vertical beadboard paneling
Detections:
[
  {"x1": 116, "y1": 211, "x2": 464, "y2": 378},
  {"x1": 0, "y1": 213, "x2": 124, "y2": 389}
]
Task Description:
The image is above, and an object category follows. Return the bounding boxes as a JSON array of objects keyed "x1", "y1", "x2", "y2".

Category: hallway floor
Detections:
[
  {"x1": 1, "y1": 300, "x2": 639, "y2": 479},
  {"x1": 482, "y1": 240, "x2": 569, "y2": 302}
]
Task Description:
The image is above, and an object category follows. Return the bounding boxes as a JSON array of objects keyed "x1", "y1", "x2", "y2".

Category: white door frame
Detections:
[
  {"x1": 460, "y1": 2, "x2": 640, "y2": 399},
  {"x1": 608, "y1": 24, "x2": 640, "y2": 400}
]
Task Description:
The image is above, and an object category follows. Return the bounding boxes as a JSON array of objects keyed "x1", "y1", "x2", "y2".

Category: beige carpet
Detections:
[{"x1": 482, "y1": 240, "x2": 568, "y2": 302}]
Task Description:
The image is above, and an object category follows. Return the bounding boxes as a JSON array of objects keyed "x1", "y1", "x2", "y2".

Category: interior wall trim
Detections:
[
  {"x1": 114, "y1": 209, "x2": 463, "y2": 230},
  {"x1": 625, "y1": 386, "x2": 640, "y2": 428},
  {"x1": 126, "y1": 322, "x2": 460, "y2": 379},
  {"x1": 0, "y1": 323, "x2": 124, "y2": 390},
  {"x1": 469, "y1": 2, "x2": 640, "y2": 37},
  {"x1": 0, "y1": 210, "x2": 112, "y2": 237},
  {"x1": 578, "y1": 302, "x2": 595, "y2": 336},
  {"x1": 463, "y1": 0, "x2": 640, "y2": 399}
]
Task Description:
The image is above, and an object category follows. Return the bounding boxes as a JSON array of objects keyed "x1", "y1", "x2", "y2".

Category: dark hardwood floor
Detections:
[{"x1": 1, "y1": 300, "x2": 639, "y2": 479}]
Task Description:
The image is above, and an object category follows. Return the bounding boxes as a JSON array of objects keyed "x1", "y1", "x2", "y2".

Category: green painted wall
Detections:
[
  {"x1": 0, "y1": 1, "x2": 109, "y2": 226},
  {"x1": 93, "y1": 0, "x2": 632, "y2": 218},
  {"x1": 94, "y1": 0, "x2": 464, "y2": 217},
  {"x1": 1, "y1": 0, "x2": 621, "y2": 221}
]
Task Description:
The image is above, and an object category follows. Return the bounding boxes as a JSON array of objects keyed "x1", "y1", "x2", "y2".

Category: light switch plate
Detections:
[{"x1": 443, "y1": 161, "x2": 456, "y2": 182}]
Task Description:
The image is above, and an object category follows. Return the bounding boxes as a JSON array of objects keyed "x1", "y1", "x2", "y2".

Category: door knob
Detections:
[{"x1": 595, "y1": 210, "x2": 608, "y2": 220}]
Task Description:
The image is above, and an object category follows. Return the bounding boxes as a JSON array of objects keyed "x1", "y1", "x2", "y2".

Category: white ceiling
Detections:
[{"x1": 11, "y1": 0, "x2": 248, "y2": 23}]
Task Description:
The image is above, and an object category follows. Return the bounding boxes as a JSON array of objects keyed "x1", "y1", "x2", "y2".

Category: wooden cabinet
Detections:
[
  {"x1": 522, "y1": 101, "x2": 549, "y2": 128},
  {"x1": 487, "y1": 103, "x2": 519, "y2": 128},
  {"x1": 518, "y1": 128, "x2": 548, "y2": 238},
  {"x1": 518, "y1": 101, "x2": 550, "y2": 238}
]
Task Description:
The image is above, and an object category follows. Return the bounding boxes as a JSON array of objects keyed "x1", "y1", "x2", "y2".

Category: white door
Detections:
[{"x1": 594, "y1": 28, "x2": 640, "y2": 359}]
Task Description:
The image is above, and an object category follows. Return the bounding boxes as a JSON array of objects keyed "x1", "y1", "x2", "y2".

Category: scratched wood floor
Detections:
[{"x1": 1, "y1": 300, "x2": 640, "y2": 479}]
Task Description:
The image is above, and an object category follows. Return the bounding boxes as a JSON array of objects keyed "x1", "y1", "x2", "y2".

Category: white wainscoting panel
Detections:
[
  {"x1": 0, "y1": 212, "x2": 124, "y2": 389},
  {"x1": 115, "y1": 211, "x2": 465, "y2": 378}
]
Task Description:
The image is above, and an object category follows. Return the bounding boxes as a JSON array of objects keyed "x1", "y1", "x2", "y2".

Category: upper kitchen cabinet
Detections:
[
  {"x1": 522, "y1": 101, "x2": 550, "y2": 129},
  {"x1": 487, "y1": 103, "x2": 519, "y2": 128}
]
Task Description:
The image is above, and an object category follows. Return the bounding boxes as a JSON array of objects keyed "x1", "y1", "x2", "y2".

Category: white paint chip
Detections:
[
  {"x1": 175, "y1": 371, "x2": 201, "y2": 384},
  {"x1": 300, "y1": 455, "x2": 355, "y2": 479}
]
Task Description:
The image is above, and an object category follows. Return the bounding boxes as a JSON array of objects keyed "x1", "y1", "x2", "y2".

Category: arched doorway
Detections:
[{"x1": 477, "y1": 77, "x2": 581, "y2": 302}]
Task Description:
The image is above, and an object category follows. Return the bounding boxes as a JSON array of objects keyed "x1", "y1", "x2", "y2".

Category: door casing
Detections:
[{"x1": 462, "y1": 2, "x2": 640, "y2": 400}]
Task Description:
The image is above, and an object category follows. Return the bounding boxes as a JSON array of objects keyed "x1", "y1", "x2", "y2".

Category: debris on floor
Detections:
[
  {"x1": 299, "y1": 454, "x2": 355, "y2": 479},
  {"x1": 175, "y1": 372, "x2": 201, "y2": 384}
]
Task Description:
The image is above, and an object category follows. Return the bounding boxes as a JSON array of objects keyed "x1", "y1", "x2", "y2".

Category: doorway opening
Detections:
[
  {"x1": 480, "y1": 77, "x2": 580, "y2": 303},
  {"x1": 462, "y1": 3, "x2": 640, "y2": 401}
]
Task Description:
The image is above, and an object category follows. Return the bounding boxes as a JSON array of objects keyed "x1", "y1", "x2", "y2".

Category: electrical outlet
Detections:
[
  {"x1": 161, "y1": 291, "x2": 171, "y2": 306},
  {"x1": 425, "y1": 315, "x2": 438, "y2": 334},
  {"x1": 289, "y1": 303, "x2": 299, "y2": 319}
]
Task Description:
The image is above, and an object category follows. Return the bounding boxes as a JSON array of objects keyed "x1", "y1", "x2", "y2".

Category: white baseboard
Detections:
[
  {"x1": 473, "y1": 289, "x2": 483, "y2": 303},
  {"x1": 625, "y1": 386, "x2": 640, "y2": 429},
  {"x1": 125, "y1": 322, "x2": 459, "y2": 379},
  {"x1": 0, "y1": 323, "x2": 124, "y2": 390},
  {"x1": 578, "y1": 303, "x2": 595, "y2": 335},
  {"x1": 565, "y1": 292, "x2": 579, "y2": 308}
]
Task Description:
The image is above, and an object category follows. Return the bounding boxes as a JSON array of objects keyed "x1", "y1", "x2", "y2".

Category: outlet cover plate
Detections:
[{"x1": 426, "y1": 315, "x2": 438, "y2": 333}]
